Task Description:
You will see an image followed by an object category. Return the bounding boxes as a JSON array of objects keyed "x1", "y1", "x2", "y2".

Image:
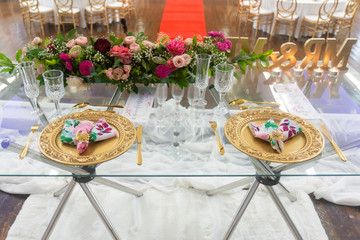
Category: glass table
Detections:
[{"x1": 1, "y1": 65, "x2": 360, "y2": 240}]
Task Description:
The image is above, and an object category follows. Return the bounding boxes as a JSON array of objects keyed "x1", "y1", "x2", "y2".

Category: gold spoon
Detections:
[
  {"x1": 229, "y1": 99, "x2": 280, "y2": 106},
  {"x1": 238, "y1": 106, "x2": 273, "y2": 110},
  {"x1": 73, "y1": 102, "x2": 124, "y2": 109},
  {"x1": 19, "y1": 125, "x2": 39, "y2": 159}
]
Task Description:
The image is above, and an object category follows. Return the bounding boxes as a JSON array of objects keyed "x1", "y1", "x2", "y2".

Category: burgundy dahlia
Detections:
[{"x1": 94, "y1": 38, "x2": 111, "y2": 54}]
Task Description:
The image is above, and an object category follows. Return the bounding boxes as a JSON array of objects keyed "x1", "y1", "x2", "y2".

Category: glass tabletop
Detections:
[{"x1": 1, "y1": 64, "x2": 360, "y2": 177}]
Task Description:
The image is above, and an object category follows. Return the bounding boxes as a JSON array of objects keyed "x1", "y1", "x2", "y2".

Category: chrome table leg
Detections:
[
  {"x1": 206, "y1": 177, "x2": 253, "y2": 196},
  {"x1": 277, "y1": 182, "x2": 297, "y2": 202},
  {"x1": 223, "y1": 179, "x2": 260, "y2": 240},
  {"x1": 265, "y1": 185, "x2": 303, "y2": 240},
  {"x1": 79, "y1": 182, "x2": 121, "y2": 240},
  {"x1": 53, "y1": 183, "x2": 69, "y2": 197},
  {"x1": 42, "y1": 179, "x2": 76, "y2": 240}
]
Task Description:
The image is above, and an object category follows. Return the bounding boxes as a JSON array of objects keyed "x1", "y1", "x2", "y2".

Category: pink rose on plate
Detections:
[
  {"x1": 166, "y1": 40, "x2": 185, "y2": 55},
  {"x1": 75, "y1": 36, "x2": 88, "y2": 46},
  {"x1": 130, "y1": 43, "x2": 140, "y2": 53},
  {"x1": 142, "y1": 40, "x2": 155, "y2": 48},
  {"x1": 109, "y1": 45, "x2": 132, "y2": 64},
  {"x1": 66, "y1": 39, "x2": 76, "y2": 48},
  {"x1": 172, "y1": 55, "x2": 186, "y2": 68},
  {"x1": 181, "y1": 54, "x2": 191, "y2": 65},
  {"x1": 79, "y1": 60, "x2": 94, "y2": 76},
  {"x1": 124, "y1": 65, "x2": 131, "y2": 73},
  {"x1": 123, "y1": 36, "x2": 136, "y2": 45}
]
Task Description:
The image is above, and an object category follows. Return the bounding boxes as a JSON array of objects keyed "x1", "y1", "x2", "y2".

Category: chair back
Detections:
[
  {"x1": 55, "y1": 0, "x2": 74, "y2": 14},
  {"x1": 276, "y1": 0, "x2": 297, "y2": 20},
  {"x1": 344, "y1": 0, "x2": 359, "y2": 18},
  {"x1": 318, "y1": 0, "x2": 339, "y2": 22},
  {"x1": 88, "y1": 0, "x2": 106, "y2": 11},
  {"x1": 22, "y1": 0, "x2": 39, "y2": 13},
  {"x1": 249, "y1": 0, "x2": 262, "y2": 13}
]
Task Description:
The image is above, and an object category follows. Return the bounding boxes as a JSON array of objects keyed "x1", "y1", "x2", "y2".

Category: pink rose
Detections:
[
  {"x1": 35, "y1": 63, "x2": 45, "y2": 77},
  {"x1": 109, "y1": 45, "x2": 132, "y2": 64},
  {"x1": 166, "y1": 40, "x2": 185, "y2": 55},
  {"x1": 124, "y1": 65, "x2": 131, "y2": 73},
  {"x1": 130, "y1": 43, "x2": 140, "y2": 53},
  {"x1": 181, "y1": 54, "x2": 191, "y2": 65},
  {"x1": 22, "y1": 47, "x2": 27, "y2": 54},
  {"x1": 121, "y1": 73, "x2": 129, "y2": 80},
  {"x1": 32, "y1": 37, "x2": 41, "y2": 45},
  {"x1": 167, "y1": 59, "x2": 177, "y2": 72},
  {"x1": 123, "y1": 36, "x2": 136, "y2": 45},
  {"x1": 75, "y1": 36, "x2": 88, "y2": 46},
  {"x1": 172, "y1": 56, "x2": 186, "y2": 68},
  {"x1": 105, "y1": 68, "x2": 113, "y2": 79},
  {"x1": 66, "y1": 39, "x2": 76, "y2": 48},
  {"x1": 79, "y1": 60, "x2": 94, "y2": 76},
  {"x1": 184, "y1": 38, "x2": 193, "y2": 47},
  {"x1": 142, "y1": 40, "x2": 155, "y2": 48},
  {"x1": 112, "y1": 68, "x2": 124, "y2": 80},
  {"x1": 69, "y1": 45, "x2": 81, "y2": 58}
]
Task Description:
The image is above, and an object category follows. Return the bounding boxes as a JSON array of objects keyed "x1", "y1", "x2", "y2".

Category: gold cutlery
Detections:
[
  {"x1": 136, "y1": 125, "x2": 143, "y2": 165},
  {"x1": 238, "y1": 106, "x2": 273, "y2": 110},
  {"x1": 209, "y1": 121, "x2": 225, "y2": 155},
  {"x1": 320, "y1": 122, "x2": 347, "y2": 162},
  {"x1": 19, "y1": 125, "x2": 39, "y2": 159},
  {"x1": 73, "y1": 102, "x2": 124, "y2": 109},
  {"x1": 229, "y1": 99, "x2": 280, "y2": 106}
]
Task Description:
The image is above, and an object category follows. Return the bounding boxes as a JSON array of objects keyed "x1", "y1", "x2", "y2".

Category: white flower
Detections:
[{"x1": 66, "y1": 75, "x2": 88, "y2": 91}]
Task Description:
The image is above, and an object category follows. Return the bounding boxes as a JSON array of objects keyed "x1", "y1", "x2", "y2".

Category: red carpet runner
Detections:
[{"x1": 159, "y1": 0, "x2": 207, "y2": 39}]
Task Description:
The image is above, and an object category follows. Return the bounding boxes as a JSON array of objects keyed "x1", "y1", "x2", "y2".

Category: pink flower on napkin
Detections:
[
  {"x1": 77, "y1": 141, "x2": 88, "y2": 154},
  {"x1": 73, "y1": 121, "x2": 94, "y2": 134}
]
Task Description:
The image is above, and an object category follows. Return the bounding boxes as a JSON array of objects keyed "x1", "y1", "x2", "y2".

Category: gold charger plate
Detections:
[
  {"x1": 38, "y1": 110, "x2": 136, "y2": 166},
  {"x1": 225, "y1": 109, "x2": 324, "y2": 163}
]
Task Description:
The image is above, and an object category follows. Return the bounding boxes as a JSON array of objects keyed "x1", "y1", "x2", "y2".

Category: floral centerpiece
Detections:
[{"x1": 0, "y1": 29, "x2": 272, "y2": 93}]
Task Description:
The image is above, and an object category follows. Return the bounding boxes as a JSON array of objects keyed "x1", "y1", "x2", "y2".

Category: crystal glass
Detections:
[
  {"x1": 187, "y1": 83, "x2": 199, "y2": 109},
  {"x1": 43, "y1": 70, "x2": 65, "y2": 119},
  {"x1": 171, "y1": 84, "x2": 184, "y2": 119},
  {"x1": 195, "y1": 54, "x2": 212, "y2": 107},
  {"x1": 18, "y1": 61, "x2": 43, "y2": 115},
  {"x1": 214, "y1": 63, "x2": 235, "y2": 113},
  {"x1": 155, "y1": 83, "x2": 168, "y2": 127}
]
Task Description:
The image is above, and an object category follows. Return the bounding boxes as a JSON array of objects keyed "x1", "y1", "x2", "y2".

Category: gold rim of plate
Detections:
[
  {"x1": 225, "y1": 109, "x2": 325, "y2": 163},
  {"x1": 38, "y1": 110, "x2": 136, "y2": 166}
]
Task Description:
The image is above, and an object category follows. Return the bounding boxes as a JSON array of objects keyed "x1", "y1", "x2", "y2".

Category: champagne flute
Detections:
[
  {"x1": 155, "y1": 83, "x2": 168, "y2": 124},
  {"x1": 43, "y1": 70, "x2": 65, "y2": 119},
  {"x1": 187, "y1": 83, "x2": 199, "y2": 110},
  {"x1": 171, "y1": 84, "x2": 184, "y2": 119},
  {"x1": 214, "y1": 63, "x2": 235, "y2": 114},
  {"x1": 195, "y1": 54, "x2": 212, "y2": 108},
  {"x1": 18, "y1": 61, "x2": 43, "y2": 115}
]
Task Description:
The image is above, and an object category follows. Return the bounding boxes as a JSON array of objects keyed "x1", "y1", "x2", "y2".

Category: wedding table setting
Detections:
[{"x1": 0, "y1": 31, "x2": 360, "y2": 239}]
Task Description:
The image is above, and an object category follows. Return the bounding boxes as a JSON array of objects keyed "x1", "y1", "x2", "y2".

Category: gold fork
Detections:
[
  {"x1": 209, "y1": 121, "x2": 225, "y2": 155},
  {"x1": 73, "y1": 102, "x2": 124, "y2": 109},
  {"x1": 19, "y1": 125, "x2": 39, "y2": 159}
]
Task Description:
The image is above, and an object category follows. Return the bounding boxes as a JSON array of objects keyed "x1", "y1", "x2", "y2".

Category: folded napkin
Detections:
[
  {"x1": 248, "y1": 118, "x2": 302, "y2": 153},
  {"x1": 60, "y1": 118, "x2": 117, "y2": 154}
]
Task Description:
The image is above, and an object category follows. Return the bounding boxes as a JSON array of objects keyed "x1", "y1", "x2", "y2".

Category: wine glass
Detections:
[
  {"x1": 171, "y1": 84, "x2": 184, "y2": 119},
  {"x1": 195, "y1": 54, "x2": 212, "y2": 108},
  {"x1": 187, "y1": 83, "x2": 199, "y2": 110},
  {"x1": 214, "y1": 63, "x2": 235, "y2": 114},
  {"x1": 43, "y1": 70, "x2": 65, "y2": 119},
  {"x1": 18, "y1": 61, "x2": 43, "y2": 115}
]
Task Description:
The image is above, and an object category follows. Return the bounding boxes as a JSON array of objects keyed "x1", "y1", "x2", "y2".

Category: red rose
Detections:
[{"x1": 94, "y1": 38, "x2": 111, "y2": 54}]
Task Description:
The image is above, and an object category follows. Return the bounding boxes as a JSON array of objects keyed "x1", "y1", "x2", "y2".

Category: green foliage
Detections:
[{"x1": 231, "y1": 49, "x2": 273, "y2": 75}]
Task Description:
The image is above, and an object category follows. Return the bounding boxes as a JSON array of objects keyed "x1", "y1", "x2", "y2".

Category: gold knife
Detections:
[
  {"x1": 136, "y1": 125, "x2": 143, "y2": 165},
  {"x1": 320, "y1": 122, "x2": 347, "y2": 162}
]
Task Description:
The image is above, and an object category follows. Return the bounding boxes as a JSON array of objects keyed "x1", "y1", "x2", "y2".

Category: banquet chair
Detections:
[
  {"x1": 237, "y1": 0, "x2": 250, "y2": 27},
  {"x1": 245, "y1": 0, "x2": 274, "y2": 38},
  {"x1": 54, "y1": 0, "x2": 81, "y2": 33},
  {"x1": 330, "y1": 0, "x2": 359, "y2": 40},
  {"x1": 126, "y1": 0, "x2": 137, "y2": 18},
  {"x1": 269, "y1": 0, "x2": 298, "y2": 41},
  {"x1": 18, "y1": 0, "x2": 30, "y2": 36},
  {"x1": 85, "y1": 0, "x2": 109, "y2": 35},
  {"x1": 106, "y1": 0, "x2": 129, "y2": 28},
  {"x1": 297, "y1": 0, "x2": 338, "y2": 39},
  {"x1": 23, "y1": 0, "x2": 55, "y2": 38}
]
